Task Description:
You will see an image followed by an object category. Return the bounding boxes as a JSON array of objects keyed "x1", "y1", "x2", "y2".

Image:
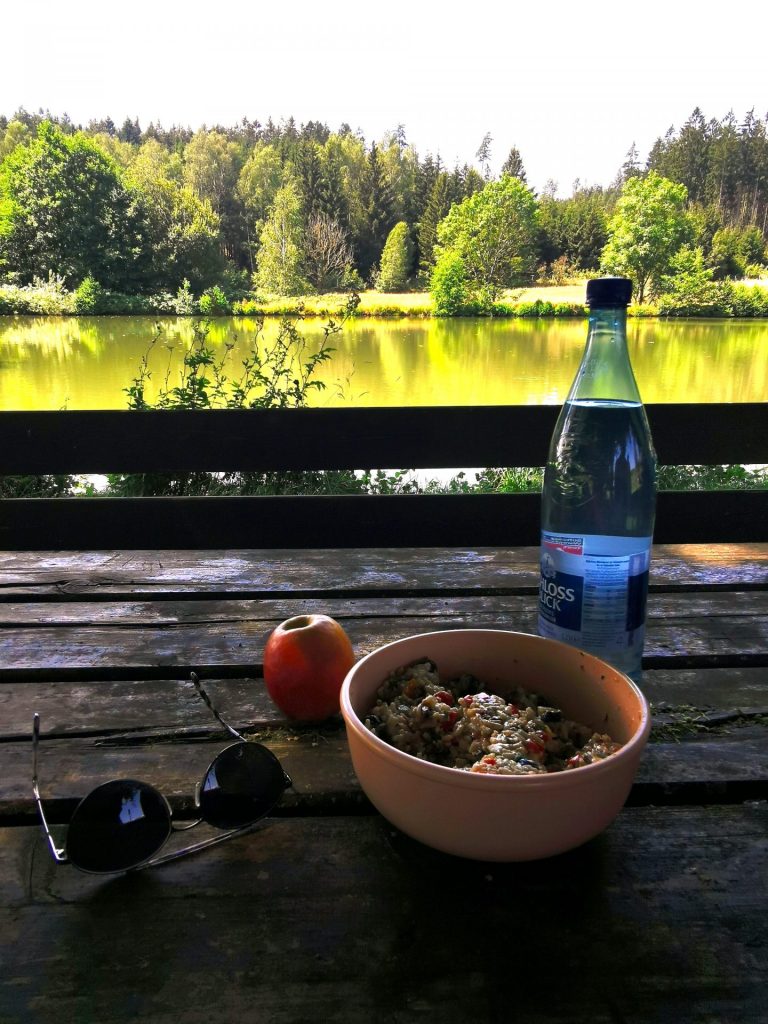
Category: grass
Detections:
[{"x1": 245, "y1": 285, "x2": 591, "y2": 318}]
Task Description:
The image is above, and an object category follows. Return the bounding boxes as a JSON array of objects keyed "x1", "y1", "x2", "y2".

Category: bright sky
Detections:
[{"x1": 2, "y1": 0, "x2": 766, "y2": 195}]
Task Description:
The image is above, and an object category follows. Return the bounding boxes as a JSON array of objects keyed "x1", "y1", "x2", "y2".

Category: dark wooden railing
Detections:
[{"x1": 1, "y1": 404, "x2": 766, "y2": 549}]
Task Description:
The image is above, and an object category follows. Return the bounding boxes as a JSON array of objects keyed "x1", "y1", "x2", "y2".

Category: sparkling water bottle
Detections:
[{"x1": 538, "y1": 277, "x2": 657, "y2": 681}]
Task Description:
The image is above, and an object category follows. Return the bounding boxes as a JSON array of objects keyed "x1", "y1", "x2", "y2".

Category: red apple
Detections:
[{"x1": 263, "y1": 614, "x2": 355, "y2": 721}]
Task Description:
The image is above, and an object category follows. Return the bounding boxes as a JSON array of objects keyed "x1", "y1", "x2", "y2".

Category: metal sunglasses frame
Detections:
[{"x1": 32, "y1": 672, "x2": 292, "y2": 873}]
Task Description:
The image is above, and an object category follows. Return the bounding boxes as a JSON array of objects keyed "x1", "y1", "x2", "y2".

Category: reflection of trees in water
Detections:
[{"x1": 1, "y1": 315, "x2": 768, "y2": 410}]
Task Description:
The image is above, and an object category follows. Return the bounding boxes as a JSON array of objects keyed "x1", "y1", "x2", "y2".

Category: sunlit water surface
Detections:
[{"x1": 1, "y1": 315, "x2": 767, "y2": 410}]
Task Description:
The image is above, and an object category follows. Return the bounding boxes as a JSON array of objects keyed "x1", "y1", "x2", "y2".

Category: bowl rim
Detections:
[{"x1": 340, "y1": 628, "x2": 651, "y2": 791}]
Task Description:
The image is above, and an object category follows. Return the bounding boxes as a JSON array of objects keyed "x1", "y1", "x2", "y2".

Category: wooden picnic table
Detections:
[{"x1": 0, "y1": 542, "x2": 766, "y2": 1023}]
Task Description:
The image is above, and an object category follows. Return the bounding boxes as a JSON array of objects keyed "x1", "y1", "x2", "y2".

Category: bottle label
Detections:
[{"x1": 538, "y1": 532, "x2": 652, "y2": 667}]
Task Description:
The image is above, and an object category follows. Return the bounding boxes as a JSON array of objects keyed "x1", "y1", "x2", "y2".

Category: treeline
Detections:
[{"x1": 0, "y1": 105, "x2": 767, "y2": 299}]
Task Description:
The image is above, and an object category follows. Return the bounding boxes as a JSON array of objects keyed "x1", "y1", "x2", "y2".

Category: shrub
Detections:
[
  {"x1": 198, "y1": 285, "x2": 231, "y2": 315},
  {"x1": 430, "y1": 251, "x2": 469, "y2": 315},
  {"x1": 657, "y1": 247, "x2": 732, "y2": 317},
  {"x1": 174, "y1": 279, "x2": 196, "y2": 315},
  {"x1": 728, "y1": 284, "x2": 768, "y2": 317},
  {"x1": 73, "y1": 275, "x2": 105, "y2": 314}
]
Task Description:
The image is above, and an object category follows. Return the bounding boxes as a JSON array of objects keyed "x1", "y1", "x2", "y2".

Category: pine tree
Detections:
[
  {"x1": 296, "y1": 140, "x2": 324, "y2": 218},
  {"x1": 475, "y1": 132, "x2": 493, "y2": 179},
  {"x1": 357, "y1": 141, "x2": 396, "y2": 280},
  {"x1": 500, "y1": 146, "x2": 527, "y2": 183},
  {"x1": 418, "y1": 172, "x2": 451, "y2": 276}
]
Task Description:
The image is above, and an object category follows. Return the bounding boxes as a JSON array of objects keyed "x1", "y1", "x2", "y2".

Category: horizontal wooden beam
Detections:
[
  {"x1": 1, "y1": 404, "x2": 766, "y2": 473},
  {"x1": 2, "y1": 490, "x2": 767, "y2": 550}
]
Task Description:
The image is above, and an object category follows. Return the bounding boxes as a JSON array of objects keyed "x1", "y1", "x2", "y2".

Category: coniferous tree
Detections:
[
  {"x1": 418, "y1": 172, "x2": 452, "y2": 276},
  {"x1": 500, "y1": 146, "x2": 527, "y2": 183},
  {"x1": 296, "y1": 140, "x2": 324, "y2": 218},
  {"x1": 475, "y1": 132, "x2": 493, "y2": 179},
  {"x1": 356, "y1": 141, "x2": 396, "y2": 280},
  {"x1": 376, "y1": 221, "x2": 413, "y2": 291}
]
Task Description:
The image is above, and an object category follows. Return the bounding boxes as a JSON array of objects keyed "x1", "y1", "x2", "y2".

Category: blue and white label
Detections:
[{"x1": 538, "y1": 531, "x2": 652, "y2": 676}]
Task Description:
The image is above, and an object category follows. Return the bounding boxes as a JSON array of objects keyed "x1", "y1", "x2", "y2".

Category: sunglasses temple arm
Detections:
[
  {"x1": 190, "y1": 672, "x2": 245, "y2": 742},
  {"x1": 32, "y1": 715, "x2": 68, "y2": 864},
  {"x1": 134, "y1": 820, "x2": 262, "y2": 872}
]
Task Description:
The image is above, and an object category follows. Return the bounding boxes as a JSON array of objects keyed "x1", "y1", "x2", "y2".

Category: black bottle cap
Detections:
[{"x1": 586, "y1": 277, "x2": 633, "y2": 308}]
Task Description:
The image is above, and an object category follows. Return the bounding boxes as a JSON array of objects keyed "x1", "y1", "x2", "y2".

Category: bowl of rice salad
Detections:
[{"x1": 341, "y1": 629, "x2": 650, "y2": 861}]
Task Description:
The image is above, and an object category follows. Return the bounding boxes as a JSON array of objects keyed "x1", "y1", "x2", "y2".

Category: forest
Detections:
[{"x1": 0, "y1": 106, "x2": 767, "y2": 310}]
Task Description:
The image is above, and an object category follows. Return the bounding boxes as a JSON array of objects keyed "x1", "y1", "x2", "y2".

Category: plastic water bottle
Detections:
[{"x1": 538, "y1": 277, "x2": 657, "y2": 681}]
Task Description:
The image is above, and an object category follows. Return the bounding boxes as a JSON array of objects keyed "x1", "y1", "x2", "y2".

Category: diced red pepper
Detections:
[
  {"x1": 441, "y1": 709, "x2": 459, "y2": 733},
  {"x1": 435, "y1": 690, "x2": 454, "y2": 706},
  {"x1": 525, "y1": 739, "x2": 545, "y2": 756}
]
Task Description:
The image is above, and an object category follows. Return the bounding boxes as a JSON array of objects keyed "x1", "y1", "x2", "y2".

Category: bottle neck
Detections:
[{"x1": 567, "y1": 306, "x2": 642, "y2": 405}]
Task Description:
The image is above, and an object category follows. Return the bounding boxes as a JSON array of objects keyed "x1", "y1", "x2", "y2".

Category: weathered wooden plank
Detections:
[
  {"x1": 1, "y1": 592, "x2": 767, "y2": 676},
  {"x1": 3, "y1": 404, "x2": 766, "y2": 473},
  {"x1": 3, "y1": 667, "x2": 766, "y2": 740},
  {"x1": 2, "y1": 723, "x2": 767, "y2": 822},
  {"x1": 4, "y1": 490, "x2": 768, "y2": 549},
  {"x1": 1, "y1": 544, "x2": 766, "y2": 598},
  {"x1": 1, "y1": 805, "x2": 766, "y2": 1023}
]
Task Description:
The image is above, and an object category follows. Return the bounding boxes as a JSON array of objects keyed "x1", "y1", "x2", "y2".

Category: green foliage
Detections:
[
  {"x1": 0, "y1": 273, "x2": 75, "y2": 313},
  {"x1": 254, "y1": 178, "x2": 309, "y2": 296},
  {"x1": 600, "y1": 172, "x2": 692, "y2": 302},
  {"x1": 496, "y1": 299, "x2": 586, "y2": 318},
  {"x1": 356, "y1": 141, "x2": 396, "y2": 281},
  {"x1": 0, "y1": 473, "x2": 76, "y2": 498},
  {"x1": 0, "y1": 107, "x2": 765, "y2": 305},
  {"x1": 198, "y1": 285, "x2": 231, "y2": 315},
  {"x1": 73, "y1": 275, "x2": 105, "y2": 314},
  {"x1": 376, "y1": 222, "x2": 412, "y2": 291},
  {"x1": 175, "y1": 279, "x2": 196, "y2": 314},
  {"x1": 430, "y1": 250, "x2": 469, "y2": 315},
  {"x1": 647, "y1": 108, "x2": 768, "y2": 236},
  {"x1": 114, "y1": 296, "x2": 363, "y2": 496},
  {"x1": 538, "y1": 189, "x2": 610, "y2": 272},
  {"x1": 0, "y1": 121, "x2": 153, "y2": 290},
  {"x1": 417, "y1": 172, "x2": 452, "y2": 278},
  {"x1": 657, "y1": 247, "x2": 730, "y2": 316},
  {"x1": 727, "y1": 283, "x2": 768, "y2": 317},
  {"x1": 432, "y1": 175, "x2": 539, "y2": 304},
  {"x1": 709, "y1": 225, "x2": 767, "y2": 280}
]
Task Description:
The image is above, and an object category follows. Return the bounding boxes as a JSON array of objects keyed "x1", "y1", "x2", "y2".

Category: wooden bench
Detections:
[{"x1": 1, "y1": 403, "x2": 766, "y2": 549}]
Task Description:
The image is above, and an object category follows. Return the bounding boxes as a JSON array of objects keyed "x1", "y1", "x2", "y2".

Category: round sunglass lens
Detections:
[
  {"x1": 199, "y1": 743, "x2": 289, "y2": 829},
  {"x1": 66, "y1": 780, "x2": 171, "y2": 873}
]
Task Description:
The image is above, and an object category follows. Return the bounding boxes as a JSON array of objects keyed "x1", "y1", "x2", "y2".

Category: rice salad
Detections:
[{"x1": 364, "y1": 658, "x2": 621, "y2": 775}]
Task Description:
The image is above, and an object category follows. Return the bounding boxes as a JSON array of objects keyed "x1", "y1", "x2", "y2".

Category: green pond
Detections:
[{"x1": 1, "y1": 315, "x2": 768, "y2": 410}]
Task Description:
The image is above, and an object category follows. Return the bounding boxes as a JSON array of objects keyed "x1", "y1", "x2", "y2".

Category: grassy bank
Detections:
[{"x1": 3, "y1": 279, "x2": 768, "y2": 319}]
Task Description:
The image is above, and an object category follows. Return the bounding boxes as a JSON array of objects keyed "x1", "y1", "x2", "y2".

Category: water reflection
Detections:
[{"x1": 1, "y1": 314, "x2": 767, "y2": 410}]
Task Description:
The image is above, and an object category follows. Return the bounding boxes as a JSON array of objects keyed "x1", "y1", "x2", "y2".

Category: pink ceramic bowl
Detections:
[{"x1": 341, "y1": 629, "x2": 650, "y2": 861}]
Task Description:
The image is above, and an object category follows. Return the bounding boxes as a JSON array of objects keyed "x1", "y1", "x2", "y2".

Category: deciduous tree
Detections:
[
  {"x1": 304, "y1": 212, "x2": 353, "y2": 291},
  {"x1": 254, "y1": 178, "x2": 308, "y2": 295},
  {"x1": 432, "y1": 174, "x2": 539, "y2": 303},
  {"x1": 600, "y1": 171, "x2": 692, "y2": 302},
  {"x1": 0, "y1": 121, "x2": 151, "y2": 290}
]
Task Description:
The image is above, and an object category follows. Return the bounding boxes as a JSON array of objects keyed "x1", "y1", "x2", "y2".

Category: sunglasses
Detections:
[{"x1": 32, "y1": 672, "x2": 292, "y2": 874}]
